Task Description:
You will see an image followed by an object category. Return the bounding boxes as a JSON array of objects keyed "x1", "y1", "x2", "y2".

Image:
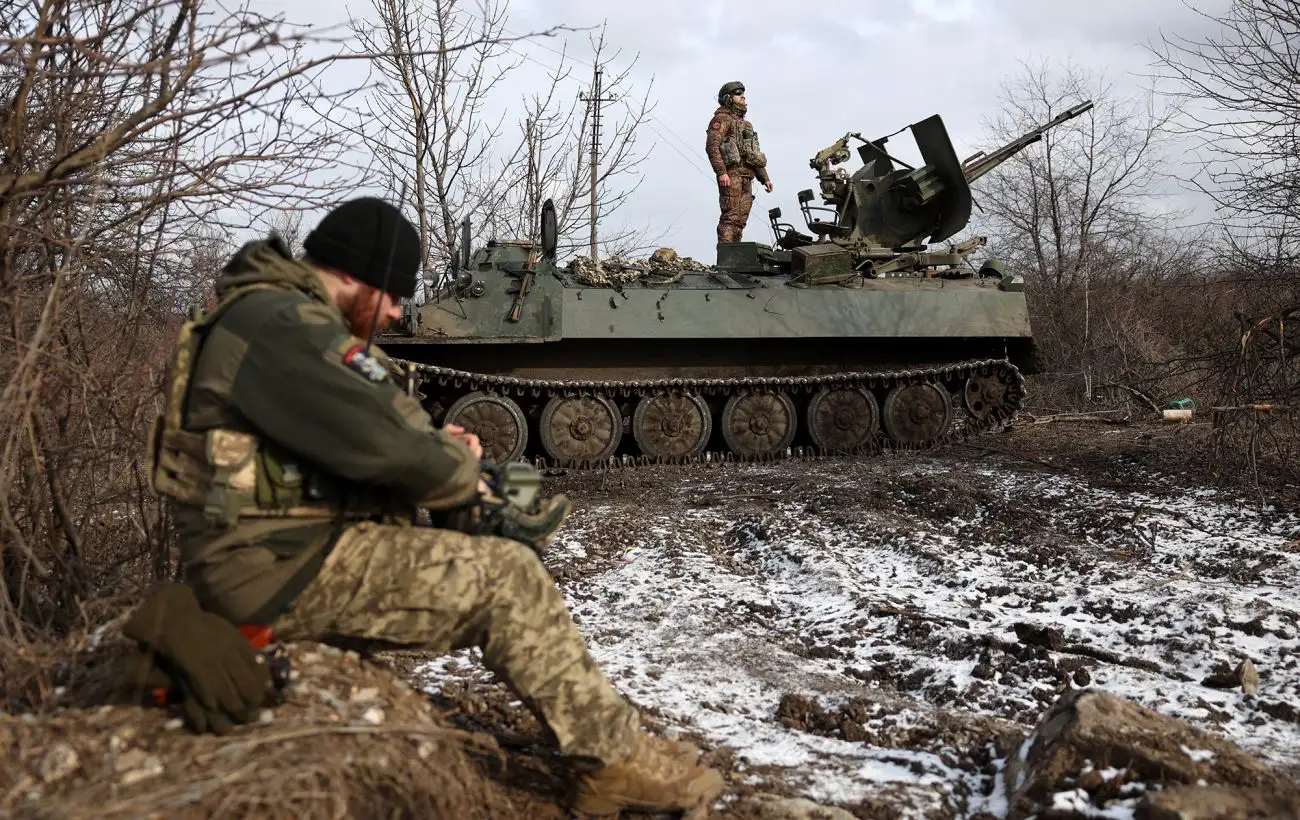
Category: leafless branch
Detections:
[
  {"x1": 0, "y1": 0, "x2": 569, "y2": 639},
  {"x1": 341, "y1": 1, "x2": 658, "y2": 296},
  {"x1": 1147, "y1": 0, "x2": 1300, "y2": 245}
]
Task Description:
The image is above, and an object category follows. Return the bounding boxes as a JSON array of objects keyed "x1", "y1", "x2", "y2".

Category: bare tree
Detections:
[
  {"x1": 969, "y1": 58, "x2": 1194, "y2": 404},
  {"x1": 261, "y1": 210, "x2": 307, "y2": 253},
  {"x1": 499, "y1": 24, "x2": 662, "y2": 262},
  {"x1": 973, "y1": 59, "x2": 1181, "y2": 288},
  {"x1": 345, "y1": 0, "x2": 656, "y2": 290},
  {"x1": 1149, "y1": 0, "x2": 1300, "y2": 250}
]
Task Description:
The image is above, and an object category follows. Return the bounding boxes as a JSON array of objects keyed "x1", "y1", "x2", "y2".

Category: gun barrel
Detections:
[{"x1": 961, "y1": 99, "x2": 1094, "y2": 184}]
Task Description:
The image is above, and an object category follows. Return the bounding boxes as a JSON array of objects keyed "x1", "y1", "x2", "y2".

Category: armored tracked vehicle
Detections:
[{"x1": 378, "y1": 102, "x2": 1093, "y2": 467}]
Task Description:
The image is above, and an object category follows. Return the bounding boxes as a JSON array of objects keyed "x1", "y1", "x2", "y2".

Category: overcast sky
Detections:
[{"x1": 265, "y1": 0, "x2": 1233, "y2": 265}]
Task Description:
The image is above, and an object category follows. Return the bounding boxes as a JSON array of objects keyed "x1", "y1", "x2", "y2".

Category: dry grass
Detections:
[{"x1": 0, "y1": 636, "x2": 541, "y2": 820}]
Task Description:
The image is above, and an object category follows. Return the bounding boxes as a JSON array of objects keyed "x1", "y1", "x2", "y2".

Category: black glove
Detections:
[
  {"x1": 121, "y1": 584, "x2": 272, "y2": 735},
  {"x1": 492, "y1": 493, "x2": 571, "y2": 556},
  {"x1": 430, "y1": 492, "x2": 572, "y2": 556}
]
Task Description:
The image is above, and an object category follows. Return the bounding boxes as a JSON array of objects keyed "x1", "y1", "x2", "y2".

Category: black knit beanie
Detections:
[{"x1": 303, "y1": 197, "x2": 421, "y2": 299}]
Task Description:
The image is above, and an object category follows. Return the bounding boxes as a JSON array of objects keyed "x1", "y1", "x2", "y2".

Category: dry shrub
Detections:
[
  {"x1": 1024, "y1": 271, "x2": 1272, "y2": 413},
  {"x1": 0, "y1": 640, "x2": 534, "y2": 819},
  {"x1": 1210, "y1": 303, "x2": 1300, "y2": 483},
  {"x1": 1020, "y1": 250, "x2": 1300, "y2": 487},
  {"x1": 0, "y1": 0, "x2": 370, "y2": 640}
]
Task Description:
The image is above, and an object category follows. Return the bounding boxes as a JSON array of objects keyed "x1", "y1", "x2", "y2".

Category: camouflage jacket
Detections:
[
  {"x1": 164, "y1": 237, "x2": 479, "y2": 624},
  {"x1": 704, "y1": 106, "x2": 769, "y2": 183}
]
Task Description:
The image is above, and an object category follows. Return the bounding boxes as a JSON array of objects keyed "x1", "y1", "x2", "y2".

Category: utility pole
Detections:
[{"x1": 579, "y1": 66, "x2": 616, "y2": 261}]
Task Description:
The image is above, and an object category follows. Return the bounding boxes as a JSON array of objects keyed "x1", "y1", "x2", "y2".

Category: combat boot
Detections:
[{"x1": 567, "y1": 731, "x2": 724, "y2": 817}]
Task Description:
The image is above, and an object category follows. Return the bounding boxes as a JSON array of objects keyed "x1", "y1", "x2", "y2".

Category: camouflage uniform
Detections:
[
  {"x1": 148, "y1": 235, "x2": 641, "y2": 767},
  {"x1": 274, "y1": 524, "x2": 639, "y2": 760},
  {"x1": 705, "y1": 96, "x2": 770, "y2": 244}
]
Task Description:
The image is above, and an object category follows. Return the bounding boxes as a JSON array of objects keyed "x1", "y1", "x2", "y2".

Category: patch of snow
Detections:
[
  {"x1": 1051, "y1": 788, "x2": 1140, "y2": 819},
  {"x1": 1181, "y1": 746, "x2": 1215, "y2": 763},
  {"x1": 416, "y1": 455, "x2": 1300, "y2": 817}
]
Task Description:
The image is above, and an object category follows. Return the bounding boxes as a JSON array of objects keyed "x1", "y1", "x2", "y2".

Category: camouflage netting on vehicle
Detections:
[{"x1": 566, "y1": 247, "x2": 712, "y2": 287}]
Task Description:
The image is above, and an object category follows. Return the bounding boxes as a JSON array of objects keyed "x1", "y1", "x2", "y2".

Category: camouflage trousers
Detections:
[
  {"x1": 717, "y1": 173, "x2": 754, "y2": 243},
  {"x1": 273, "y1": 521, "x2": 642, "y2": 766}
]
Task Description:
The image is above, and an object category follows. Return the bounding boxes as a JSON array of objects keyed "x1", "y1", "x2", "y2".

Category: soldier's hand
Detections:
[
  {"x1": 718, "y1": 173, "x2": 730, "y2": 188},
  {"x1": 443, "y1": 423, "x2": 483, "y2": 460},
  {"x1": 495, "y1": 494, "x2": 572, "y2": 557},
  {"x1": 764, "y1": 179, "x2": 774, "y2": 193},
  {"x1": 121, "y1": 584, "x2": 272, "y2": 735}
]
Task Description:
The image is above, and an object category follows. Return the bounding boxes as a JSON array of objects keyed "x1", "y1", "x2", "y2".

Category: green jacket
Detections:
[{"x1": 172, "y1": 237, "x2": 479, "y2": 624}]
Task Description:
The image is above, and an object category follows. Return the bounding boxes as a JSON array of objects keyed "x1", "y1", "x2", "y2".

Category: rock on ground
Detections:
[
  {"x1": 1005, "y1": 688, "x2": 1300, "y2": 819},
  {"x1": 732, "y1": 794, "x2": 860, "y2": 819}
]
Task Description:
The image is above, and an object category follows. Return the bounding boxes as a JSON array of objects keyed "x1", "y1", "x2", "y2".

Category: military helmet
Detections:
[{"x1": 717, "y1": 81, "x2": 745, "y2": 106}]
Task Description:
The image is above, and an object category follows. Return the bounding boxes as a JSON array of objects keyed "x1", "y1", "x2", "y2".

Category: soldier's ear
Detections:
[
  {"x1": 316, "y1": 266, "x2": 361, "y2": 298},
  {"x1": 332, "y1": 270, "x2": 360, "y2": 292}
]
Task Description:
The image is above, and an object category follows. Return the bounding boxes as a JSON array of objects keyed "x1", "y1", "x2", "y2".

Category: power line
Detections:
[
  {"x1": 624, "y1": 99, "x2": 714, "y2": 179},
  {"x1": 483, "y1": 16, "x2": 713, "y2": 181},
  {"x1": 509, "y1": 43, "x2": 713, "y2": 180}
]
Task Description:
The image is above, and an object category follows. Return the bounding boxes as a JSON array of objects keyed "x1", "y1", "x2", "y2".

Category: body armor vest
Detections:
[
  {"x1": 146, "y1": 283, "x2": 382, "y2": 528},
  {"x1": 718, "y1": 113, "x2": 767, "y2": 172}
]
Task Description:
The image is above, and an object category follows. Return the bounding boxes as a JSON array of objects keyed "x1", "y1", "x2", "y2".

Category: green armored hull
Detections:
[{"x1": 379, "y1": 105, "x2": 1092, "y2": 467}]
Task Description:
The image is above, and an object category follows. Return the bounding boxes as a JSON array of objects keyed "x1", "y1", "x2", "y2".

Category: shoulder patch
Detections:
[
  {"x1": 710, "y1": 121, "x2": 722, "y2": 130},
  {"x1": 340, "y1": 341, "x2": 390, "y2": 384}
]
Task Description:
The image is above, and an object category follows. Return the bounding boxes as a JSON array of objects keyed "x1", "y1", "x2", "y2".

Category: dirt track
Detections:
[{"x1": 412, "y1": 421, "x2": 1300, "y2": 818}]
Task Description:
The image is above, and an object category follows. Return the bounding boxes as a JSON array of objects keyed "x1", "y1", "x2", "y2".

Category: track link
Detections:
[{"x1": 388, "y1": 356, "x2": 1027, "y2": 471}]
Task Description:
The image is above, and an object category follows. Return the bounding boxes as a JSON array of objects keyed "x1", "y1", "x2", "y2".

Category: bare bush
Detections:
[
  {"x1": 1209, "y1": 303, "x2": 1300, "y2": 482},
  {"x1": 1147, "y1": 0, "x2": 1300, "y2": 476},
  {"x1": 1201, "y1": 239, "x2": 1300, "y2": 481}
]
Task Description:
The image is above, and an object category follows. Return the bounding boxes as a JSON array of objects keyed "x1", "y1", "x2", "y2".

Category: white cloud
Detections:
[{"x1": 247, "y1": 0, "x2": 1232, "y2": 262}]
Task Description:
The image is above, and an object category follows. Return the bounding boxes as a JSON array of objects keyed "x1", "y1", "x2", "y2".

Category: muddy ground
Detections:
[
  {"x1": 399, "y1": 419, "x2": 1300, "y2": 818},
  {"x1": 5, "y1": 419, "x2": 1298, "y2": 819}
]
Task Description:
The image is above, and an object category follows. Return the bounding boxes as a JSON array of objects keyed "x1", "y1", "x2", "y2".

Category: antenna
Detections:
[{"x1": 365, "y1": 179, "x2": 410, "y2": 354}]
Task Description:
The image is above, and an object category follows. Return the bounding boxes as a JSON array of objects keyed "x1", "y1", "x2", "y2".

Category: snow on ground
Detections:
[{"x1": 416, "y1": 451, "x2": 1300, "y2": 817}]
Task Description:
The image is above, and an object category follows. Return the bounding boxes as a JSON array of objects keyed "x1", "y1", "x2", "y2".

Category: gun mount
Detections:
[{"x1": 768, "y1": 100, "x2": 1094, "y2": 284}]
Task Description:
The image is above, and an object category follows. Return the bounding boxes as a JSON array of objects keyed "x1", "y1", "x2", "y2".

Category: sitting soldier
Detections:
[{"x1": 129, "y1": 196, "x2": 724, "y2": 816}]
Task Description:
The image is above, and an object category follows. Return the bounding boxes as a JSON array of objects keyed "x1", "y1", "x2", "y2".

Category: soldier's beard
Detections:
[{"x1": 344, "y1": 286, "x2": 391, "y2": 339}]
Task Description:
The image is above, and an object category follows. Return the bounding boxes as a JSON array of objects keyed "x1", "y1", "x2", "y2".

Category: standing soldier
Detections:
[
  {"x1": 130, "y1": 197, "x2": 725, "y2": 815},
  {"x1": 705, "y1": 81, "x2": 773, "y2": 244}
]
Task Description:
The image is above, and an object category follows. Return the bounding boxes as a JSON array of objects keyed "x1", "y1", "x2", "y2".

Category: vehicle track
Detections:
[{"x1": 388, "y1": 355, "x2": 1027, "y2": 469}]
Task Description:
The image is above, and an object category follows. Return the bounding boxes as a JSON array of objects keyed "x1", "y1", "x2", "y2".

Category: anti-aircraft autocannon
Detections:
[
  {"x1": 767, "y1": 100, "x2": 1094, "y2": 284},
  {"x1": 375, "y1": 105, "x2": 1094, "y2": 469}
]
